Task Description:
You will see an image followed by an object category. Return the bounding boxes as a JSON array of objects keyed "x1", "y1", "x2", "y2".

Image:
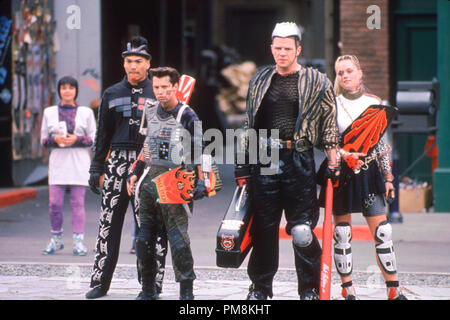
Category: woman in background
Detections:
[{"x1": 40, "y1": 76, "x2": 96, "y2": 256}]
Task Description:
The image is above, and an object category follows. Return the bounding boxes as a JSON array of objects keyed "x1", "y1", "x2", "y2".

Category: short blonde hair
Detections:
[{"x1": 334, "y1": 55, "x2": 362, "y2": 96}]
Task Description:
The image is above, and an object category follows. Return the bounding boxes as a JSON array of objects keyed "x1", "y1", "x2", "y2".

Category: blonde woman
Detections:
[{"x1": 318, "y1": 55, "x2": 407, "y2": 300}]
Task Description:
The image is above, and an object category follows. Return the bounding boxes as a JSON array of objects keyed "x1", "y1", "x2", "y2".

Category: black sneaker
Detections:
[
  {"x1": 391, "y1": 294, "x2": 408, "y2": 300},
  {"x1": 246, "y1": 284, "x2": 267, "y2": 300},
  {"x1": 388, "y1": 287, "x2": 408, "y2": 300},
  {"x1": 342, "y1": 285, "x2": 358, "y2": 300},
  {"x1": 136, "y1": 290, "x2": 158, "y2": 300},
  {"x1": 300, "y1": 288, "x2": 319, "y2": 300},
  {"x1": 85, "y1": 287, "x2": 107, "y2": 299}
]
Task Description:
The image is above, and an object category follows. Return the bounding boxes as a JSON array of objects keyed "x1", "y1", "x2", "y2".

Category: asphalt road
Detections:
[{"x1": 1, "y1": 158, "x2": 450, "y2": 275}]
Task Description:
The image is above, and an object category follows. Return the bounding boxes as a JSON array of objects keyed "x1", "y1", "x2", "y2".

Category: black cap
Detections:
[{"x1": 122, "y1": 36, "x2": 152, "y2": 60}]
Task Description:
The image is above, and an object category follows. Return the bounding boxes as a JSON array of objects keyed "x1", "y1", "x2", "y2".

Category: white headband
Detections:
[{"x1": 272, "y1": 22, "x2": 302, "y2": 41}]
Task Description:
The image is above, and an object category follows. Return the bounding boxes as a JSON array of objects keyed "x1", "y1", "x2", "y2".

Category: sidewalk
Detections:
[
  {"x1": 0, "y1": 262, "x2": 449, "y2": 300},
  {"x1": 1, "y1": 176, "x2": 450, "y2": 301}
]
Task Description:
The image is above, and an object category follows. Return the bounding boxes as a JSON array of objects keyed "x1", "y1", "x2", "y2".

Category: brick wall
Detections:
[{"x1": 339, "y1": 0, "x2": 391, "y2": 101}]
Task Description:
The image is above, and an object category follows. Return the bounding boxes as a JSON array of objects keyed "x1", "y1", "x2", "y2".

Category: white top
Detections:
[
  {"x1": 40, "y1": 105, "x2": 97, "y2": 186},
  {"x1": 336, "y1": 94, "x2": 381, "y2": 134}
]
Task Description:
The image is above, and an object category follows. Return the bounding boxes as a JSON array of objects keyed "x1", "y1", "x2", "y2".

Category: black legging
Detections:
[
  {"x1": 136, "y1": 167, "x2": 195, "y2": 284},
  {"x1": 89, "y1": 150, "x2": 167, "y2": 292}
]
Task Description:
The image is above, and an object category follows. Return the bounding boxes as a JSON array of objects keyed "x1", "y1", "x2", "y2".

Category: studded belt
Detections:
[
  {"x1": 259, "y1": 137, "x2": 292, "y2": 150},
  {"x1": 259, "y1": 137, "x2": 311, "y2": 151}
]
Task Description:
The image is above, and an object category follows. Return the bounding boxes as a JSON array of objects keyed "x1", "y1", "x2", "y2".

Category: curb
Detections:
[{"x1": 0, "y1": 188, "x2": 37, "y2": 209}]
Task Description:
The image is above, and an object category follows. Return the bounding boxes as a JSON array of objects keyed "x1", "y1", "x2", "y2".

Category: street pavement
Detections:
[
  {"x1": 1, "y1": 263, "x2": 450, "y2": 300},
  {"x1": 1, "y1": 162, "x2": 450, "y2": 301}
]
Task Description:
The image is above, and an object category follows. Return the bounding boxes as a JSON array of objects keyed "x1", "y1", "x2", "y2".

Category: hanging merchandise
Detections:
[{"x1": 11, "y1": 0, "x2": 56, "y2": 161}]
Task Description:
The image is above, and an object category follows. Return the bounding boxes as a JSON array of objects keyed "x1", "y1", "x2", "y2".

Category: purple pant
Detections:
[{"x1": 49, "y1": 185, "x2": 86, "y2": 235}]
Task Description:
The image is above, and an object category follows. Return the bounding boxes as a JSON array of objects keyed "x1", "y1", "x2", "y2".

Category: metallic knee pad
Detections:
[
  {"x1": 333, "y1": 222, "x2": 353, "y2": 276},
  {"x1": 375, "y1": 221, "x2": 397, "y2": 274},
  {"x1": 291, "y1": 224, "x2": 313, "y2": 247}
]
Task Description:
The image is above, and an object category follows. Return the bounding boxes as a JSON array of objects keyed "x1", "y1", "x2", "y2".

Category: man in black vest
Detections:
[{"x1": 127, "y1": 67, "x2": 207, "y2": 300}]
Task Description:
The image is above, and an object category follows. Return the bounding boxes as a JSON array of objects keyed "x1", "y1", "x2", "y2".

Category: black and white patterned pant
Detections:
[{"x1": 89, "y1": 149, "x2": 167, "y2": 291}]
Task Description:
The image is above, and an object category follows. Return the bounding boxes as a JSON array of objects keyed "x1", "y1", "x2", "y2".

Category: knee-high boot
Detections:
[{"x1": 135, "y1": 239, "x2": 158, "y2": 300}]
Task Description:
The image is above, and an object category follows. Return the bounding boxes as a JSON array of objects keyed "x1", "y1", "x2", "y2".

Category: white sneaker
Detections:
[
  {"x1": 42, "y1": 235, "x2": 64, "y2": 254},
  {"x1": 73, "y1": 234, "x2": 88, "y2": 256}
]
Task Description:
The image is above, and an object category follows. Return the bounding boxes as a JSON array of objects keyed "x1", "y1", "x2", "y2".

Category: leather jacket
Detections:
[
  {"x1": 243, "y1": 65, "x2": 339, "y2": 152},
  {"x1": 90, "y1": 77, "x2": 156, "y2": 174}
]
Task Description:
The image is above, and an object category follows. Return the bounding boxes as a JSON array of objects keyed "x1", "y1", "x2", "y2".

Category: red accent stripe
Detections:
[
  {"x1": 130, "y1": 151, "x2": 146, "y2": 173},
  {"x1": 343, "y1": 108, "x2": 387, "y2": 154},
  {"x1": 0, "y1": 188, "x2": 37, "y2": 208},
  {"x1": 176, "y1": 75, "x2": 196, "y2": 104},
  {"x1": 240, "y1": 215, "x2": 254, "y2": 252},
  {"x1": 320, "y1": 179, "x2": 334, "y2": 300}
]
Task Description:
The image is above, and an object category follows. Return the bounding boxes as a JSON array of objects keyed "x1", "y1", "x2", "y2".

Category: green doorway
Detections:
[{"x1": 393, "y1": 0, "x2": 437, "y2": 184}]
